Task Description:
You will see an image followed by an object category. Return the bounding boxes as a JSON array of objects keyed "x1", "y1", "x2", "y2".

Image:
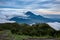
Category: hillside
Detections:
[{"x1": 0, "y1": 23, "x2": 60, "y2": 38}]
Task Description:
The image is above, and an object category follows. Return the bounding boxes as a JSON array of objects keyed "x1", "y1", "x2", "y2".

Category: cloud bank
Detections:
[{"x1": 0, "y1": 0, "x2": 60, "y2": 23}]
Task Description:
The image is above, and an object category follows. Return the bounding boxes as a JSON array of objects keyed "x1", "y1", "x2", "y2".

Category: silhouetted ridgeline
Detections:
[{"x1": 0, "y1": 23, "x2": 60, "y2": 38}]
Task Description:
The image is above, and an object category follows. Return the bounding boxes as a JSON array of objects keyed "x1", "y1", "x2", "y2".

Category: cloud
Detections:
[
  {"x1": 0, "y1": 19, "x2": 15, "y2": 23},
  {"x1": 0, "y1": 0, "x2": 59, "y2": 12},
  {"x1": 0, "y1": 8, "x2": 28, "y2": 17},
  {"x1": 0, "y1": 8, "x2": 60, "y2": 23},
  {"x1": 32, "y1": 9, "x2": 60, "y2": 18},
  {"x1": 0, "y1": 8, "x2": 30, "y2": 23},
  {"x1": 0, "y1": 0, "x2": 57, "y2": 9},
  {"x1": 0, "y1": 0, "x2": 60, "y2": 23},
  {"x1": 47, "y1": 22, "x2": 60, "y2": 30},
  {"x1": 55, "y1": 0, "x2": 60, "y2": 2},
  {"x1": 41, "y1": 14, "x2": 60, "y2": 18},
  {"x1": 33, "y1": 9, "x2": 60, "y2": 15},
  {"x1": 0, "y1": 8, "x2": 60, "y2": 19}
]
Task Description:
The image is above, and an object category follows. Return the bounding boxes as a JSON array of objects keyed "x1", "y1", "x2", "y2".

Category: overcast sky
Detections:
[{"x1": 0, "y1": 0, "x2": 60, "y2": 23}]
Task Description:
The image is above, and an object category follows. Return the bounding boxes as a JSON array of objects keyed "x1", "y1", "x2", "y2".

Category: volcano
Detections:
[{"x1": 9, "y1": 11, "x2": 58, "y2": 24}]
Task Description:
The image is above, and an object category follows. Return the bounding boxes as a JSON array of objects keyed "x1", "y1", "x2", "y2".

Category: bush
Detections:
[{"x1": 0, "y1": 23, "x2": 60, "y2": 38}]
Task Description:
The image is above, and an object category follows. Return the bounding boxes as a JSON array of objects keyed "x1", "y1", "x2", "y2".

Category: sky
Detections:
[{"x1": 0, "y1": 0, "x2": 60, "y2": 23}]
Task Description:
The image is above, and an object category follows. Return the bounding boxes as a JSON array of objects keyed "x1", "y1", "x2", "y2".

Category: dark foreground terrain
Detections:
[
  {"x1": 24, "y1": 38, "x2": 60, "y2": 40},
  {"x1": 0, "y1": 23, "x2": 60, "y2": 40}
]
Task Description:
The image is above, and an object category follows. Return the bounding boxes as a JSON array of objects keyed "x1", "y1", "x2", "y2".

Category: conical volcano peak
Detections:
[
  {"x1": 25, "y1": 11, "x2": 35, "y2": 15},
  {"x1": 9, "y1": 11, "x2": 59, "y2": 24}
]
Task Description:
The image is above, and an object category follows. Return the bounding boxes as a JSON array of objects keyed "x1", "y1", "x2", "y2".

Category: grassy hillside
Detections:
[
  {"x1": 0, "y1": 23, "x2": 60, "y2": 40},
  {"x1": 0, "y1": 30, "x2": 13, "y2": 40}
]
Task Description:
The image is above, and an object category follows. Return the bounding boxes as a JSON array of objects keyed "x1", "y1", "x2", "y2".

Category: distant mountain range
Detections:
[{"x1": 9, "y1": 11, "x2": 60, "y2": 24}]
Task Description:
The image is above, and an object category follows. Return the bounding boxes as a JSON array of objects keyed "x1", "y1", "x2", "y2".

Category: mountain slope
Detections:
[{"x1": 9, "y1": 11, "x2": 59, "y2": 24}]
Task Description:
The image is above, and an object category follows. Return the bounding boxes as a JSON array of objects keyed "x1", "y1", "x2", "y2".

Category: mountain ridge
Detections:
[{"x1": 9, "y1": 11, "x2": 59, "y2": 24}]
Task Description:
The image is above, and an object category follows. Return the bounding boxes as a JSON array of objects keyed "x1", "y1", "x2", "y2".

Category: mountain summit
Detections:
[
  {"x1": 25, "y1": 11, "x2": 35, "y2": 15},
  {"x1": 25, "y1": 11, "x2": 44, "y2": 19},
  {"x1": 9, "y1": 11, "x2": 59, "y2": 24}
]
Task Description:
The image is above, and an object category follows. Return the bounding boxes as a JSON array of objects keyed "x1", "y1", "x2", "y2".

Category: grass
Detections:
[
  {"x1": 13, "y1": 34, "x2": 52, "y2": 40},
  {"x1": 0, "y1": 30, "x2": 60, "y2": 40},
  {"x1": 0, "y1": 30, "x2": 14, "y2": 40},
  {"x1": 0, "y1": 31, "x2": 52, "y2": 40},
  {"x1": 13, "y1": 34, "x2": 32, "y2": 40}
]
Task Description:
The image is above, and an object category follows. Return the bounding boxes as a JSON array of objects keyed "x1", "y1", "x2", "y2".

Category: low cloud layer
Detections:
[
  {"x1": 0, "y1": 0, "x2": 60, "y2": 23},
  {"x1": 47, "y1": 22, "x2": 60, "y2": 30},
  {"x1": 0, "y1": 8, "x2": 29, "y2": 23}
]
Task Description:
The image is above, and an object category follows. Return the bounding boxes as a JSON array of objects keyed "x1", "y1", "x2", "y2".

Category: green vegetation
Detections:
[
  {"x1": 0, "y1": 23, "x2": 60, "y2": 40},
  {"x1": 0, "y1": 30, "x2": 13, "y2": 40},
  {"x1": 13, "y1": 34, "x2": 31, "y2": 40}
]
